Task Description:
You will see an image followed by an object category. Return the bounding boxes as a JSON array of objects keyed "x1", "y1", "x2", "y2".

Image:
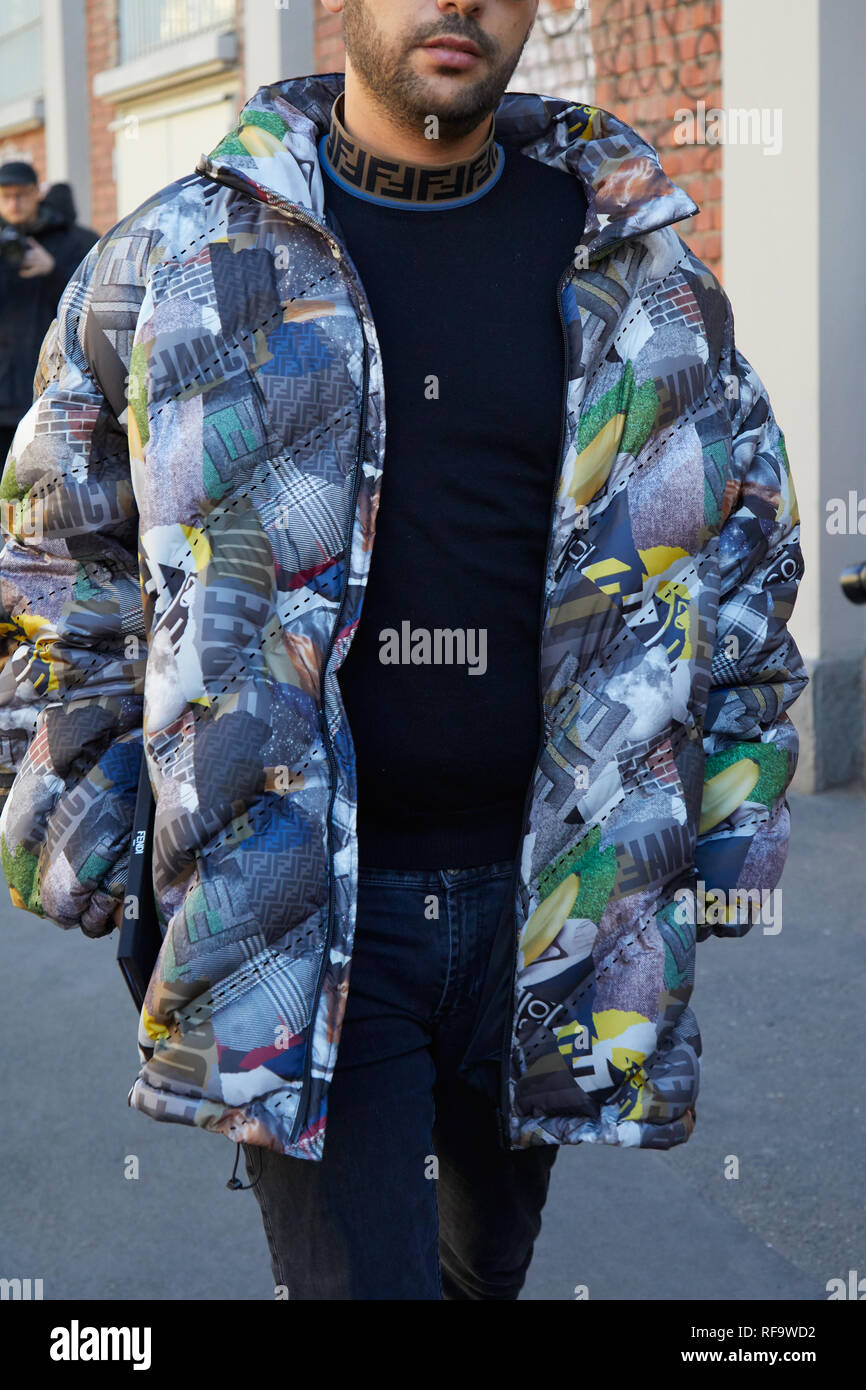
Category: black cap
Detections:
[{"x1": 0, "y1": 161, "x2": 38, "y2": 187}]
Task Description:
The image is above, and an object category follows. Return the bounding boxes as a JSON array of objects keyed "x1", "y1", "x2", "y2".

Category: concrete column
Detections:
[
  {"x1": 42, "y1": 0, "x2": 91, "y2": 225},
  {"x1": 722, "y1": 0, "x2": 866, "y2": 790},
  {"x1": 244, "y1": 0, "x2": 314, "y2": 101}
]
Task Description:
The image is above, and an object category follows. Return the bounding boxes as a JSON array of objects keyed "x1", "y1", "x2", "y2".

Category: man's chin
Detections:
[{"x1": 403, "y1": 78, "x2": 496, "y2": 132}]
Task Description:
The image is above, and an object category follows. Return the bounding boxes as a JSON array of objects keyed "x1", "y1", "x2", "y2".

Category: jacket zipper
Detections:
[
  {"x1": 206, "y1": 182, "x2": 375, "y2": 1149},
  {"x1": 293, "y1": 362, "x2": 368, "y2": 1147},
  {"x1": 280, "y1": 202, "x2": 371, "y2": 1150},
  {"x1": 496, "y1": 260, "x2": 572, "y2": 1151}
]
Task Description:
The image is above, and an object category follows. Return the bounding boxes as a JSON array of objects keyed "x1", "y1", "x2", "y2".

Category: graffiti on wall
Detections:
[
  {"x1": 594, "y1": 0, "x2": 721, "y2": 178},
  {"x1": 595, "y1": 0, "x2": 720, "y2": 104}
]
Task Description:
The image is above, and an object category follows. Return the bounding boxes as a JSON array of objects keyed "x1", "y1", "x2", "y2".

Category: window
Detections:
[
  {"x1": 0, "y1": 0, "x2": 42, "y2": 105},
  {"x1": 120, "y1": 0, "x2": 235, "y2": 64}
]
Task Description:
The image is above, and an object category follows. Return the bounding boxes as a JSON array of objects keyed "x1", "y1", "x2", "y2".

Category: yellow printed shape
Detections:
[
  {"x1": 179, "y1": 524, "x2": 212, "y2": 572},
  {"x1": 583, "y1": 555, "x2": 632, "y2": 594},
  {"x1": 17, "y1": 611, "x2": 50, "y2": 640},
  {"x1": 593, "y1": 1010, "x2": 654, "y2": 1078},
  {"x1": 239, "y1": 125, "x2": 286, "y2": 159},
  {"x1": 520, "y1": 873, "x2": 580, "y2": 967},
  {"x1": 141, "y1": 1004, "x2": 171, "y2": 1043},
  {"x1": 655, "y1": 578, "x2": 692, "y2": 660},
  {"x1": 564, "y1": 414, "x2": 625, "y2": 508},
  {"x1": 593, "y1": 1008, "x2": 652, "y2": 1042},
  {"x1": 699, "y1": 757, "x2": 761, "y2": 834},
  {"x1": 637, "y1": 544, "x2": 689, "y2": 579}
]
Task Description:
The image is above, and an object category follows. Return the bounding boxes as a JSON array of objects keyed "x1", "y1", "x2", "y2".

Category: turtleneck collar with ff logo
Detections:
[{"x1": 319, "y1": 90, "x2": 504, "y2": 210}]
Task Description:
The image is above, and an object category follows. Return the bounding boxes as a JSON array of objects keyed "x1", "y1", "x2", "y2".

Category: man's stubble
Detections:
[{"x1": 341, "y1": 0, "x2": 535, "y2": 141}]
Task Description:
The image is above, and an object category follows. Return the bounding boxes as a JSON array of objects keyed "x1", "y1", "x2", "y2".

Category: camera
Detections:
[{"x1": 0, "y1": 222, "x2": 30, "y2": 267}]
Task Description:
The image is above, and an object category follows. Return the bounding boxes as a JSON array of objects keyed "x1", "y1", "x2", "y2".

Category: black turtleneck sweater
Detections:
[{"x1": 321, "y1": 97, "x2": 587, "y2": 869}]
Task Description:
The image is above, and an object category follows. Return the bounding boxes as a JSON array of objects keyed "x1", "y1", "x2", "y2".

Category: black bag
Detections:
[{"x1": 116, "y1": 753, "x2": 162, "y2": 1012}]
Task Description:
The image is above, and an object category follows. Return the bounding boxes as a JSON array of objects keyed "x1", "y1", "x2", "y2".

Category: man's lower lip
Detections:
[{"x1": 420, "y1": 45, "x2": 481, "y2": 69}]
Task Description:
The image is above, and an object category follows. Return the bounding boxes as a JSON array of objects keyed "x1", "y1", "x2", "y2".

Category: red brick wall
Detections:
[
  {"x1": 315, "y1": 7, "x2": 344, "y2": 73},
  {"x1": 0, "y1": 127, "x2": 46, "y2": 183},
  {"x1": 589, "y1": 0, "x2": 722, "y2": 275},
  {"x1": 86, "y1": 0, "x2": 120, "y2": 234}
]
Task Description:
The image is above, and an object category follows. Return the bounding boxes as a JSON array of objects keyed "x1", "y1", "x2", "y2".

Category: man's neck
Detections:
[
  {"x1": 340, "y1": 68, "x2": 493, "y2": 167},
  {"x1": 322, "y1": 91, "x2": 502, "y2": 209}
]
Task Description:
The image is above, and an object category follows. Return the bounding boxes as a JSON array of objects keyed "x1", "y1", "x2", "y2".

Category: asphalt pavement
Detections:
[{"x1": 1, "y1": 784, "x2": 862, "y2": 1301}]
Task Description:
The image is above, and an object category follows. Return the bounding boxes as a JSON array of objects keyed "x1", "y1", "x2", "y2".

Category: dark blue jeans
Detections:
[{"x1": 242, "y1": 860, "x2": 558, "y2": 1300}]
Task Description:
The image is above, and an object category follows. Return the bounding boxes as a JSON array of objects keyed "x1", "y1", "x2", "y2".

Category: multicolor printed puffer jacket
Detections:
[{"x1": 0, "y1": 73, "x2": 808, "y2": 1160}]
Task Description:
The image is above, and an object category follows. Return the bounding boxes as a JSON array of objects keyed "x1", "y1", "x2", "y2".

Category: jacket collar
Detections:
[{"x1": 195, "y1": 71, "x2": 698, "y2": 264}]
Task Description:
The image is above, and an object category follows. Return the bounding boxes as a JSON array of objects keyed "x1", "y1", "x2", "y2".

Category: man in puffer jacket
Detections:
[{"x1": 0, "y1": 0, "x2": 808, "y2": 1300}]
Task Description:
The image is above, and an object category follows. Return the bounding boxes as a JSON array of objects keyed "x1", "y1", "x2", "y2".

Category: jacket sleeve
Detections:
[
  {"x1": 42, "y1": 224, "x2": 101, "y2": 314},
  {"x1": 693, "y1": 296, "x2": 809, "y2": 941},
  {"x1": 0, "y1": 235, "x2": 148, "y2": 938}
]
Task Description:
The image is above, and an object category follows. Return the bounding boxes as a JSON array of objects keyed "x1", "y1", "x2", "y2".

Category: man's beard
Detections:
[{"x1": 341, "y1": 0, "x2": 533, "y2": 141}]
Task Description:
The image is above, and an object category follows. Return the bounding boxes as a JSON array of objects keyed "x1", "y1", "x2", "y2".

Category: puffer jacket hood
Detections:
[{"x1": 0, "y1": 72, "x2": 807, "y2": 1160}]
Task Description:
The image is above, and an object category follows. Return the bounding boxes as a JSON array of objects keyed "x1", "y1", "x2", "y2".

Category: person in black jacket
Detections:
[{"x1": 0, "y1": 161, "x2": 98, "y2": 462}]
